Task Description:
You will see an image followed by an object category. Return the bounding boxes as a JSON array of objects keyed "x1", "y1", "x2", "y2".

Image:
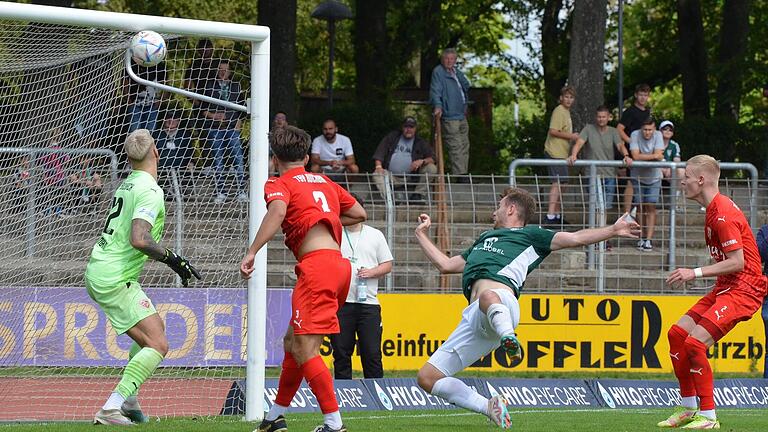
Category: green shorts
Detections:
[{"x1": 85, "y1": 277, "x2": 157, "y2": 335}]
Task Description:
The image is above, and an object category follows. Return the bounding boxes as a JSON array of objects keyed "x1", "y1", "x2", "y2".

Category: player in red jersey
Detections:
[
  {"x1": 659, "y1": 155, "x2": 768, "y2": 430},
  {"x1": 240, "y1": 126, "x2": 366, "y2": 432}
]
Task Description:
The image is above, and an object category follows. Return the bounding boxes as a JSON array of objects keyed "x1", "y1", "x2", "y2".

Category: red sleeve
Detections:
[
  {"x1": 264, "y1": 178, "x2": 290, "y2": 206},
  {"x1": 334, "y1": 181, "x2": 357, "y2": 212},
  {"x1": 714, "y1": 218, "x2": 744, "y2": 253}
]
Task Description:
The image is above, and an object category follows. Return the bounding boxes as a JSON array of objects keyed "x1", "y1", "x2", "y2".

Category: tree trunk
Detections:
[
  {"x1": 714, "y1": 0, "x2": 750, "y2": 120},
  {"x1": 676, "y1": 0, "x2": 710, "y2": 119},
  {"x1": 258, "y1": 0, "x2": 297, "y2": 121},
  {"x1": 354, "y1": 0, "x2": 388, "y2": 102},
  {"x1": 542, "y1": 0, "x2": 569, "y2": 113},
  {"x1": 567, "y1": 0, "x2": 607, "y2": 132},
  {"x1": 419, "y1": 0, "x2": 442, "y2": 90}
]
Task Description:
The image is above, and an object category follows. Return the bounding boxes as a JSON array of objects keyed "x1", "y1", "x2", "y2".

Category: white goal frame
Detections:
[{"x1": 0, "y1": 1, "x2": 271, "y2": 422}]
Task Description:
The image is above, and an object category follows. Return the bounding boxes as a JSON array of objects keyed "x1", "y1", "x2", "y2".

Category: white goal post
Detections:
[{"x1": 0, "y1": 1, "x2": 270, "y2": 422}]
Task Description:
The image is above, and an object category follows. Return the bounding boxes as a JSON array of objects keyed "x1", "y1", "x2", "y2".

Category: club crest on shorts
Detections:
[{"x1": 139, "y1": 298, "x2": 151, "y2": 309}]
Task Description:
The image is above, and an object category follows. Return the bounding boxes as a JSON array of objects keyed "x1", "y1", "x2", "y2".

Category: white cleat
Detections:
[
  {"x1": 93, "y1": 408, "x2": 134, "y2": 426},
  {"x1": 487, "y1": 394, "x2": 512, "y2": 429}
]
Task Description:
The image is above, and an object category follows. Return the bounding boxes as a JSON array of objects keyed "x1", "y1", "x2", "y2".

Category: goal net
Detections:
[{"x1": 0, "y1": 4, "x2": 270, "y2": 421}]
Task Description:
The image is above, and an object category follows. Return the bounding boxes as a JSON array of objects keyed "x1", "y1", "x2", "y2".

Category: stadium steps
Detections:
[{"x1": 1, "y1": 175, "x2": 765, "y2": 294}]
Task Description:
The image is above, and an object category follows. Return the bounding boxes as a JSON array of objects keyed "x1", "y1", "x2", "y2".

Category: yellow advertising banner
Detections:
[{"x1": 321, "y1": 294, "x2": 766, "y2": 374}]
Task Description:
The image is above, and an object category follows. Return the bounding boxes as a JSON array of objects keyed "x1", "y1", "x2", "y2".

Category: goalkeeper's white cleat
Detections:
[
  {"x1": 93, "y1": 408, "x2": 134, "y2": 426},
  {"x1": 121, "y1": 396, "x2": 149, "y2": 424}
]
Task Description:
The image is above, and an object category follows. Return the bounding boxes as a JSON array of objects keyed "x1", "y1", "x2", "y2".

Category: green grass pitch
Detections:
[{"x1": 1, "y1": 409, "x2": 766, "y2": 431}]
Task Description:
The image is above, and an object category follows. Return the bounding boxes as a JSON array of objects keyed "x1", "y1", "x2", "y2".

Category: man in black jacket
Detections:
[{"x1": 372, "y1": 117, "x2": 437, "y2": 202}]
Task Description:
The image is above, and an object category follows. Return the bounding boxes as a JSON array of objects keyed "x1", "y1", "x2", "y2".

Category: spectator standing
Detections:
[
  {"x1": 331, "y1": 194, "x2": 393, "y2": 379},
  {"x1": 568, "y1": 105, "x2": 625, "y2": 211},
  {"x1": 629, "y1": 119, "x2": 665, "y2": 251},
  {"x1": 203, "y1": 60, "x2": 247, "y2": 204},
  {"x1": 543, "y1": 86, "x2": 579, "y2": 226},
  {"x1": 154, "y1": 110, "x2": 195, "y2": 197},
  {"x1": 372, "y1": 116, "x2": 437, "y2": 203},
  {"x1": 617, "y1": 84, "x2": 652, "y2": 213},
  {"x1": 659, "y1": 120, "x2": 685, "y2": 209},
  {"x1": 430, "y1": 48, "x2": 471, "y2": 181},
  {"x1": 756, "y1": 224, "x2": 768, "y2": 378},
  {"x1": 310, "y1": 119, "x2": 359, "y2": 176}
]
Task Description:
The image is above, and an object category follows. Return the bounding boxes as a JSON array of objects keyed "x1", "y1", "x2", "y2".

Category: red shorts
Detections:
[
  {"x1": 685, "y1": 285, "x2": 764, "y2": 341},
  {"x1": 290, "y1": 249, "x2": 351, "y2": 335}
]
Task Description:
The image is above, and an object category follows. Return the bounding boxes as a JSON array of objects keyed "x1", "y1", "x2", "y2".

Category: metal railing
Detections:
[
  {"x1": 509, "y1": 158, "x2": 760, "y2": 272},
  {"x1": 1, "y1": 146, "x2": 118, "y2": 257},
  {"x1": 1, "y1": 168, "x2": 764, "y2": 295}
]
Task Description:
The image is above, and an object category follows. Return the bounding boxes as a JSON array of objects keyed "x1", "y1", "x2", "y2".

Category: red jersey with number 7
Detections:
[
  {"x1": 264, "y1": 166, "x2": 357, "y2": 259},
  {"x1": 704, "y1": 193, "x2": 768, "y2": 294}
]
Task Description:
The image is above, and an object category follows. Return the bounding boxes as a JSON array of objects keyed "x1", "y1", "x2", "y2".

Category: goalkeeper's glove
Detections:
[{"x1": 160, "y1": 248, "x2": 202, "y2": 287}]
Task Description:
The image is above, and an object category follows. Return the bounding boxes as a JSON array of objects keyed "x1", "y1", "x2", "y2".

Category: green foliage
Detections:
[
  {"x1": 465, "y1": 116, "x2": 499, "y2": 175},
  {"x1": 75, "y1": 0, "x2": 257, "y2": 23},
  {"x1": 296, "y1": 0, "x2": 355, "y2": 93},
  {"x1": 673, "y1": 116, "x2": 765, "y2": 177}
]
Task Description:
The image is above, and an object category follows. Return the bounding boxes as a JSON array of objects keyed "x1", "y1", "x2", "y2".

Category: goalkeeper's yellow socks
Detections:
[{"x1": 115, "y1": 347, "x2": 164, "y2": 400}]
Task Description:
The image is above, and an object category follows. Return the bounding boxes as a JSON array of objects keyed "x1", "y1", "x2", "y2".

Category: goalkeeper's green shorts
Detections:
[{"x1": 85, "y1": 278, "x2": 157, "y2": 335}]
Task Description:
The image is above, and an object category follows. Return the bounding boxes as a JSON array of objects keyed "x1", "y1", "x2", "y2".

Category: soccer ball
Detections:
[{"x1": 130, "y1": 30, "x2": 166, "y2": 67}]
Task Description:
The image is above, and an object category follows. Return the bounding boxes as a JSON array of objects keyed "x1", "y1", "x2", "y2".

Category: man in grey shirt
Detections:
[
  {"x1": 567, "y1": 105, "x2": 626, "y2": 210},
  {"x1": 373, "y1": 117, "x2": 437, "y2": 203},
  {"x1": 629, "y1": 118, "x2": 665, "y2": 251}
]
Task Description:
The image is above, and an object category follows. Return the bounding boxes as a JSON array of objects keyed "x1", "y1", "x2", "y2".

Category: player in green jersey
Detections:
[
  {"x1": 414, "y1": 187, "x2": 639, "y2": 429},
  {"x1": 85, "y1": 129, "x2": 201, "y2": 425}
]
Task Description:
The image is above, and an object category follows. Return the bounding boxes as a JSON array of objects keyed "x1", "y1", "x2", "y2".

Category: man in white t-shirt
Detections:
[
  {"x1": 331, "y1": 194, "x2": 393, "y2": 379},
  {"x1": 310, "y1": 119, "x2": 360, "y2": 175}
]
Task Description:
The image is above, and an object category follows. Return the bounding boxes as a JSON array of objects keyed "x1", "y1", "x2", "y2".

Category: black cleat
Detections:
[
  {"x1": 257, "y1": 415, "x2": 288, "y2": 432},
  {"x1": 312, "y1": 424, "x2": 347, "y2": 432}
]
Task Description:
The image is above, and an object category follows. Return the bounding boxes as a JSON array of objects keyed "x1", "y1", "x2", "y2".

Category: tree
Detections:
[
  {"x1": 418, "y1": 0, "x2": 442, "y2": 89},
  {"x1": 676, "y1": 0, "x2": 710, "y2": 119},
  {"x1": 567, "y1": 0, "x2": 607, "y2": 131},
  {"x1": 258, "y1": 0, "x2": 298, "y2": 121},
  {"x1": 353, "y1": 0, "x2": 388, "y2": 101},
  {"x1": 541, "y1": 0, "x2": 570, "y2": 112},
  {"x1": 713, "y1": 0, "x2": 750, "y2": 120}
]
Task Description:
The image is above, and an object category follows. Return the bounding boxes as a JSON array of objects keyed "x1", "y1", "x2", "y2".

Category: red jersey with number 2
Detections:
[
  {"x1": 264, "y1": 167, "x2": 357, "y2": 258},
  {"x1": 704, "y1": 193, "x2": 767, "y2": 295}
]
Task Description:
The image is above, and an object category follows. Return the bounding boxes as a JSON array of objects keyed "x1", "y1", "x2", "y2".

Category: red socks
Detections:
[
  {"x1": 301, "y1": 355, "x2": 339, "y2": 414},
  {"x1": 668, "y1": 325, "x2": 696, "y2": 397},
  {"x1": 685, "y1": 336, "x2": 715, "y2": 410},
  {"x1": 274, "y1": 352, "x2": 303, "y2": 407}
]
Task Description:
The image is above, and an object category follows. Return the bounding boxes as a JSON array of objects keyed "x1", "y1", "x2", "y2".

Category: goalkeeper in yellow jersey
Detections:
[{"x1": 85, "y1": 129, "x2": 201, "y2": 425}]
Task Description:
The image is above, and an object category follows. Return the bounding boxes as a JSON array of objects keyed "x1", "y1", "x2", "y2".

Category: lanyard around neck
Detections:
[{"x1": 343, "y1": 225, "x2": 363, "y2": 259}]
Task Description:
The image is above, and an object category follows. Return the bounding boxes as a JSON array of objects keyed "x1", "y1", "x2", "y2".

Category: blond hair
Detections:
[
  {"x1": 687, "y1": 154, "x2": 720, "y2": 181},
  {"x1": 124, "y1": 129, "x2": 154, "y2": 162}
]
